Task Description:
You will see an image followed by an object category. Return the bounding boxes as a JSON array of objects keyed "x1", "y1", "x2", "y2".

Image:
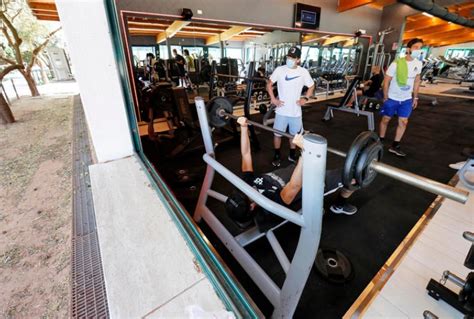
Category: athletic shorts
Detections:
[
  {"x1": 380, "y1": 98, "x2": 413, "y2": 118},
  {"x1": 273, "y1": 114, "x2": 303, "y2": 137}
]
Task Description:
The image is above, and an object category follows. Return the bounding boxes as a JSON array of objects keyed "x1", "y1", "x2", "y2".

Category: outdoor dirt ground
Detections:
[{"x1": 0, "y1": 92, "x2": 74, "y2": 318}]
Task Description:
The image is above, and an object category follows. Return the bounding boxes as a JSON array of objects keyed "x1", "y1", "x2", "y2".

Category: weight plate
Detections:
[
  {"x1": 314, "y1": 248, "x2": 354, "y2": 284},
  {"x1": 208, "y1": 97, "x2": 233, "y2": 128},
  {"x1": 355, "y1": 141, "x2": 383, "y2": 188},
  {"x1": 259, "y1": 104, "x2": 268, "y2": 114},
  {"x1": 343, "y1": 131, "x2": 380, "y2": 191}
]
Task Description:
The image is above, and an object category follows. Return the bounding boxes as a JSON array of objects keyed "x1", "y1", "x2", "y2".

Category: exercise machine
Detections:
[
  {"x1": 426, "y1": 231, "x2": 474, "y2": 317},
  {"x1": 322, "y1": 76, "x2": 376, "y2": 131}
]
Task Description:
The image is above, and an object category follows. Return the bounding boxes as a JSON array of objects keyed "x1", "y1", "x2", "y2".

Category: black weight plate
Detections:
[
  {"x1": 314, "y1": 248, "x2": 354, "y2": 284},
  {"x1": 343, "y1": 131, "x2": 380, "y2": 191},
  {"x1": 355, "y1": 141, "x2": 383, "y2": 188},
  {"x1": 208, "y1": 97, "x2": 233, "y2": 128},
  {"x1": 259, "y1": 104, "x2": 268, "y2": 114}
]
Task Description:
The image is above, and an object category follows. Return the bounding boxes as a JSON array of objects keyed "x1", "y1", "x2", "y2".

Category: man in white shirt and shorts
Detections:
[
  {"x1": 379, "y1": 38, "x2": 423, "y2": 157},
  {"x1": 266, "y1": 46, "x2": 315, "y2": 167}
]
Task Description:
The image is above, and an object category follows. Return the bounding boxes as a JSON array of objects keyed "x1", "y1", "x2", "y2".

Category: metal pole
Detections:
[
  {"x1": 11, "y1": 79, "x2": 19, "y2": 99},
  {"x1": 371, "y1": 162, "x2": 468, "y2": 204},
  {"x1": 195, "y1": 96, "x2": 215, "y2": 155},
  {"x1": 218, "y1": 110, "x2": 469, "y2": 203},
  {"x1": 442, "y1": 270, "x2": 466, "y2": 288},
  {"x1": 274, "y1": 133, "x2": 326, "y2": 318}
]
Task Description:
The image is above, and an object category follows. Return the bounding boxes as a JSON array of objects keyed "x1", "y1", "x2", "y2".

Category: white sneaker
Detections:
[{"x1": 449, "y1": 161, "x2": 466, "y2": 170}]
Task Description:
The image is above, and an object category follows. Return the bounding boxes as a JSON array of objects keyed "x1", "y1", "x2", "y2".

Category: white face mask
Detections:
[
  {"x1": 410, "y1": 49, "x2": 423, "y2": 60},
  {"x1": 286, "y1": 58, "x2": 296, "y2": 68}
]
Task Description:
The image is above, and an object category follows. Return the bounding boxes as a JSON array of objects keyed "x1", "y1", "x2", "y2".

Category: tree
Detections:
[{"x1": 0, "y1": 0, "x2": 61, "y2": 123}]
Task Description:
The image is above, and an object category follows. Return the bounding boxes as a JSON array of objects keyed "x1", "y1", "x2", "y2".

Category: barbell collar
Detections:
[{"x1": 369, "y1": 161, "x2": 469, "y2": 204}]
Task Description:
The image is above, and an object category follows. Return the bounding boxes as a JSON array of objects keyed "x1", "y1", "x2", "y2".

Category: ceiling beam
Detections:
[
  {"x1": 338, "y1": 0, "x2": 374, "y2": 12},
  {"x1": 205, "y1": 25, "x2": 251, "y2": 45},
  {"x1": 35, "y1": 14, "x2": 59, "y2": 21},
  {"x1": 28, "y1": 2, "x2": 57, "y2": 11},
  {"x1": 429, "y1": 35, "x2": 474, "y2": 47},
  {"x1": 156, "y1": 20, "x2": 190, "y2": 44},
  {"x1": 403, "y1": 23, "x2": 464, "y2": 40},
  {"x1": 421, "y1": 29, "x2": 473, "y2": 43},
  {"x1": 422, "y1": 31, "x2": 474, "y2": 45},
  {"x1": 302, "y1": 33, "x2": 328, "y2": 44},
  {"x1": 322, "y1": 35, "x2": 352, "y2": 46},
  {"x1": 404, "y1": 16, "x2": 448, "y2": 32}
]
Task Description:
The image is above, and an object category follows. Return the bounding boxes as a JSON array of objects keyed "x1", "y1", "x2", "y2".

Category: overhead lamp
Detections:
[{"x1": 422, "y1": 12, "x2": 434, "y2": 18}]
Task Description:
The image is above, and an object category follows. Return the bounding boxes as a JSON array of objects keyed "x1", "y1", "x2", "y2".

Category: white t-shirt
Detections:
[
  {"x1": 270, "y1": 65, "x2": 314, "y2": 117},
  {"x1": 386, "y1": 59, "x2": 422, "y2": 101}
]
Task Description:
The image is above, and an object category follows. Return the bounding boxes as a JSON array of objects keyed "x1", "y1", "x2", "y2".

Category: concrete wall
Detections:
[
  {"x1": 56, "y1": 0, "x2": 134, "y2": 163},
  {"x1": 116, "y1": 0, "x2": 383, "y2": 38},
  {"x1": 380, "y1": 3, "x2": 419, "y2": 53},
  {"x1": 430, "y1": 42, "x2": 474, "y2": 58}
]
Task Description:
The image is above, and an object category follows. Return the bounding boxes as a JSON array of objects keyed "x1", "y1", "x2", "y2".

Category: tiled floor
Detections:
[{"x1": 363, "y1": 180, "x2": 473, "y2": 318}]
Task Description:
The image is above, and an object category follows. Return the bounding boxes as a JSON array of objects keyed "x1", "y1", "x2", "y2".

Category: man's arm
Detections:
[
  {"x1": 412, "y1": 74, "x2": 421, "y2": 109},
  {"x1": 280, "y1": 134, "x2": 304, "y2": 205},
  {"x1": 267, "y1": 79, "x2": 283, "y2": 107},
  {"x1": 383, "y1": 74, "x2": 392, "y2": 101},
  {"x1": 237, "y1": 117, "x2": 253, "y2": 172},
  {"x1": 280, "y1": 156, "x2": 303, "y2": 205}
]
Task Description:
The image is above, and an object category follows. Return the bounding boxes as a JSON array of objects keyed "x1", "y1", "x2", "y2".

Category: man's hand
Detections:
[
  {"x1": 292, "y1": 133, "x2": 304, "y2": 150},
  {"x1": 412, "y1": 98, "x2": 418, "y2": 109},
  {"x1": 237, "y1": 117, "x2": 248, "y2": 127},
  {"x1": 296, "y1": 98, "x2": 307, "y2": 106},
  {"x1": 271, "y1": 97, "x2": 284, "y2": 107}
]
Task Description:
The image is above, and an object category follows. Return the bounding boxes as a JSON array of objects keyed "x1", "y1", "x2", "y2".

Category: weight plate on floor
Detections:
[{"x1": 314, "y1": 248, "x2": 354, "y2": 284}]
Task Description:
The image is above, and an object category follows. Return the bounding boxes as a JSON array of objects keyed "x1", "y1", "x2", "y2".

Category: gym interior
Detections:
[{"x1": 57, "y1": 0, "x2": 473, "y2": 318}]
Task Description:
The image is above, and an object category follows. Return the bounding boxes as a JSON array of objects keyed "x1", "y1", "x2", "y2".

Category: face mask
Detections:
[
  {"x1": 410, "y1": 49, "x2": 423, "y2": 60},
  {"x1": 286, "y1": 58, "x2": 296, "y2": 68}
]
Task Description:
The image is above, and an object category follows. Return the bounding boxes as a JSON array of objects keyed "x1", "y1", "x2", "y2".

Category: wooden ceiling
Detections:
[
  {"x1": 127, "y1": 16, "x2": 274, "y2": 44},
  {"x1": 338, "y1": 0, "x2": 473, "y2": 47},
  {"x1": 27, "y1": 0, "x2": 59, "y2": 21},
  {"x1": 402, "y1": 2, "x2": 474, "y2": 47}
]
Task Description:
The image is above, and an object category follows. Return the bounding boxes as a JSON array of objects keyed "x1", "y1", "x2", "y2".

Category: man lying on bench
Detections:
[{"x1": 224, "y1": 116, "x2": 358, "y2": 232}]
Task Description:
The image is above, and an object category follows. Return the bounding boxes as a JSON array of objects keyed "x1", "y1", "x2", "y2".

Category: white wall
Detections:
[
  {"x1": 56, "y1": 0, "x2": 134, "y2": 163},
  {"x1": 430, "y1": 42, "x2": 474, "y2": 58}
]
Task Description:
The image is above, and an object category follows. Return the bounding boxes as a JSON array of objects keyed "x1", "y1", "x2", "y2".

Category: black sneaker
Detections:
[
  {"x1": 272, "y1": 154, "x2": 281, "y2": 167},
  {"x1": 389, "y1": 146, "x2": 407, "y2": 157},
  {"x1": 288, "y1": 154, "x2": 297, "y2": 163},
  {"x1": 330, "y1": 204, "x2": 358, "y2": 215}
]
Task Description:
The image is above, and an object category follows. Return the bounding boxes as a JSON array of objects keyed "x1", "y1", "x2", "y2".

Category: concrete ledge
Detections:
[{"x1": 89, "y1": 155, "x2": 228, "y2": 318}]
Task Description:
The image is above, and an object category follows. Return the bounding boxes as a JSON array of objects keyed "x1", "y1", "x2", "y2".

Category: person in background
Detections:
[
  {"x1": 378, "y1": 38, "x2": 424, "y2": 157},
  {"x1": 266, "y1": 46, "x2": 315, "y2": 167},
  {"x1": 173, "y1": 48, "x2": 187, "y2": 88},
  {"x1": 183, "y1": 49, "x2": 195, "y2": 90},
  {"x1": 346, "y1": 65, "x2": 383, "y2": 107}
]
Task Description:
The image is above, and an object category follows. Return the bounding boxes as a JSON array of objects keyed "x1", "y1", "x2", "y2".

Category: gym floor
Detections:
[{"x1": 142, "y1": 94, "x2": 473, "y2": 318}]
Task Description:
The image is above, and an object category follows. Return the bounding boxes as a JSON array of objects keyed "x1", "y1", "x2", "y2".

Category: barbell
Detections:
[{"x1": 207, "y1": 97, "x2": 469, "y2": 204}]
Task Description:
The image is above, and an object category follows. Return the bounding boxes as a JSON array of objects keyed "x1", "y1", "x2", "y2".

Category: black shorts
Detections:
[{"x1": 245, "y1": 165, "x2": 343, "y2": 194}]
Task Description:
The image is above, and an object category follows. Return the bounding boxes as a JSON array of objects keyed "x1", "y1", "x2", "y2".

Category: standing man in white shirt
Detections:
[
  {"x1": 379, "y1": 38, "x2": 424, "y2": 157},
  {"x1": 266, "y1": 46, "x2": 315, "y2": 167}
]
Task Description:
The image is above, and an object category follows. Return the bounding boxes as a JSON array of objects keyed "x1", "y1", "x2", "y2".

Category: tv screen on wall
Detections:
[{"x1": 294, "y1": 3, "x2": 321, "y2": 30}]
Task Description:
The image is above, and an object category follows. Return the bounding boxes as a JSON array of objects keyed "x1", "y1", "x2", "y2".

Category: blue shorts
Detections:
[
  {"x1": 380, "y1": 98, "x2": 413, "y2": 118},
  {"x1": 273, "y1": 114, "x2": 303, "y2": 137}
]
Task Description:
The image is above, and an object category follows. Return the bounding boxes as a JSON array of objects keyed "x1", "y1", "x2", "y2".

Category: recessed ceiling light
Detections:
[{"x1": 422, "y1": 12, "x2": 434, "y2": 18}]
